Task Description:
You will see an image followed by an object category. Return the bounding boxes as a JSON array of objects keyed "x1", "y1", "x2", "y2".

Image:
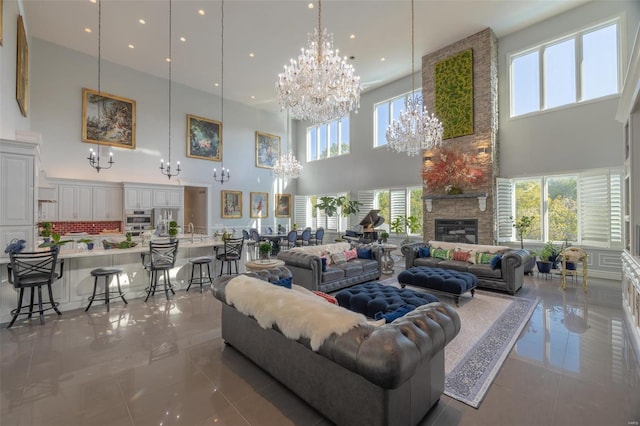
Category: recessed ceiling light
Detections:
[
  {"x1": 251, "y1": 96, "x2": 256, "y2": 100},
  {"x1": 166, "y1": 57, "x2": 171, "y2": 62},
  {"x1": 128, "y1": 44, "x2": 135, "y2": 49},
  {"x1": 249, "y1": 53, "x2": 255, "y2": 58},
  {"x1": 308, "y1": 3, "x2": 314, "y2": 9},
  {"x1": 89, "y1": 0, "x2": 96, "y2": 3},
  {"x1": 214, "y1": 83, "x2": 219, "y2": 87},
  {"x1": 350, "y1": 34, "x2": 356, "y2": 39},
  {"x1": 198, "y1": 9, "x2": 205, "y2": 16},
  {"x1": 138, "y1": 19, "x2": 146, "y2": 25},
  {"x1": 84, "y1": 27, "x2": 92, "y2": 33},
  {"x1": 180, "y1": 36, "x2": 186, "y2": 42},
  {"x1": 380, "y1": 57, "x2": 386, "y2": 62}
]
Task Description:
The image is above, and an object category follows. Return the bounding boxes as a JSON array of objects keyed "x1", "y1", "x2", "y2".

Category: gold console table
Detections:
[{"x1": 560, "y1": 247, "x2": 588, "y2": 292}]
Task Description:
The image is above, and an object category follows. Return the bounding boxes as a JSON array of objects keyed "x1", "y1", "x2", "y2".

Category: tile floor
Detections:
[{"x1": 1, "y1": 268, "x2": 639, "y2": 426}]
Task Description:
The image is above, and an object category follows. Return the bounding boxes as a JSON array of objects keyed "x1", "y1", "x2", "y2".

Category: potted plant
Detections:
[
  {"x1": 338, "y1": 196, "x2": 362, "y2": 228},
  {"x1": 379, "y1": 231, "x2": 389, "y2": 243},
  {"x1": 511, "y1": 215, "x2": 534, "y2": 249},
  {"x1": 168, "y1": 221, "x2": 178, "y2": 241},
  {"x1": 542, "y1": 241, "x2": 560, "y2": 268},
  {"x1": 314, "y1": 196, "x2": 339, "y2": 229},
  {"x1": 535, "y1": 243, "x2": 554, "y2": 274},
  {"x1": 38, "y1": 232, "x2": 72, "y2": 251},
  {"x1": 258, "y1": 242, "x2": 272, "y2": 261},
  {"x1": 39, "y1": 221, "x2": 52, "y2": 241},
  {"x1": 78, "y1": 238, "x2": 94, "y2": 250},
  {"x1": 390, "y1": 217, "x2": 404, "y2": 235}
]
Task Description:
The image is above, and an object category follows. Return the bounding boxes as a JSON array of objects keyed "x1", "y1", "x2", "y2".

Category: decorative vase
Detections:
[{"x1": 87, "y1": 242, "x2": 94, "y2": 250}]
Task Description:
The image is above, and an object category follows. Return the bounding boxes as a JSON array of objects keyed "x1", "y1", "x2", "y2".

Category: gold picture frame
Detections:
[
  {"x1": 82, "y1": 88, "x2": 136, "y2": 149},
  {"x1": 250, "y1": 192, "x2": 268, "y2": 218},
  {"x1": 275, "y1": 193, "x2": 291, "y2": 218},
  {"x1": 221, "y1": 190, "x2": 242, "y2": 219},
  {"x1": 16, "y1": 15, "x2": 28, "y2": 117},
  {"x1": 187, "y1": 114, "x2": 222, "y2": 161},
  {"x1": 255, "y1": 131, "x2": 280, "y2": 169}
]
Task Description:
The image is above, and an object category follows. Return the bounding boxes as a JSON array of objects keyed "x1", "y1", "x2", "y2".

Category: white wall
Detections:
[
  {"x1": 498, "y1": 1, "x2": 640, "y2": 178},
  {"x1": 0, "y1": 0, "x2": 30, "y2": 140},
  {"x1": 28, "y1": 38, "x2": 297, "y2": 231}
]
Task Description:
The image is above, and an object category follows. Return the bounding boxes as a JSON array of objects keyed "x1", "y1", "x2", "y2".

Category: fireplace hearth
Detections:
[{"x1": 435, "y1": 219, "x2": 478, "y2": 244}]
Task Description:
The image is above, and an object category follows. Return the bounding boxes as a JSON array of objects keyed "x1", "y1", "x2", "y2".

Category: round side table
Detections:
[
  {"x1": 246, "y1": 259, "x2": 285, "y2": 271},
  {"x1": 380, "y1": 244, "x2": 398, "y2": 274}
]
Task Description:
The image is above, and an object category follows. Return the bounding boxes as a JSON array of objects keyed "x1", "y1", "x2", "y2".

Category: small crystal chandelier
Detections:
[
  {"x1": 213, "y1": 0, "x2": 230, "y2": 185},
  {"x1": 273, "y1": 112, "x2": 303, "y2": 180},
  {"x1": 160, "y1": 0, "x2": 181, "y2": 179},
  {"x1": 386, "y1": 0, "x2": 444, "y2": 157},
  {"x1": 87, "y1": 0, "x2": 114, "y2": 173},
  {"x1": 275, "y1": 0, "x2": 361, "y2": 124}
]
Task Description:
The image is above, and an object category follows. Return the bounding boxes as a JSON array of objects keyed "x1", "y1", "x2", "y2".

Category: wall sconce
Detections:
[
  {"x1": 424, "y1": 155, "x2": 433, "y2": 162},
  {"x1": 477, "y1": 146, "x2": 489, "y2": 155}
]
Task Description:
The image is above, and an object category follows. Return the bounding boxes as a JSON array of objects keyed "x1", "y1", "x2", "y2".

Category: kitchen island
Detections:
[{"x1": 0, "y1": 238, "x2": 235, "y2": 325}]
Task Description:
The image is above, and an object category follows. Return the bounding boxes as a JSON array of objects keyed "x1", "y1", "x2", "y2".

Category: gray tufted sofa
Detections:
[
  {"x1": 212, "y1": 267, "x2": 461, "y2": 426},
  {"x1": 276, "y1": 242, "x2": 383, "y2": 293},
  {"x1": 401, "y1": 241, "x2": 530, "y2": 294}
]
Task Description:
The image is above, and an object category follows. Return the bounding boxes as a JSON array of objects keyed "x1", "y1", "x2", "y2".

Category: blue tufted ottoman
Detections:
[
  {"x1": 335, "y1": 282, "x2": 439, "y2": 319},
  {"x1": 397, "y1": 266, "x2": 477, "y2": 306}
]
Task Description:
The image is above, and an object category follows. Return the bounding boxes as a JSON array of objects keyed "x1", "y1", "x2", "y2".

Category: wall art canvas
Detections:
[
  {"x1": 222, "y1": 190, "x2": 242, "y2": 219},
  {"x1": 82, "y1": 88, "x2": 136, "y2": 148},
  {"x1": 16, "y1": 15, "x2": 28, "y2": 117},
  {"x1": 250, "y1": 192, "x2": 268, "y2": 218},
  {"x1": 187, "y1": 114, "x2": 221, "y2": 161},
  {"x1": 255, "y1": 131, "x2": 280, "y2": 169},
  {"x1": 275, "y1": 193, "x2": 291, "y2": 218},
  {"x1": 434, "y1": 48, "x2": 474, "y2": 140}
]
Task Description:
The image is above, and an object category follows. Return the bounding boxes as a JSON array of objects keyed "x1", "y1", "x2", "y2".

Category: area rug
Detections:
[{"x1": 376, "y1": 277, "x2": 538, "y2": 408}]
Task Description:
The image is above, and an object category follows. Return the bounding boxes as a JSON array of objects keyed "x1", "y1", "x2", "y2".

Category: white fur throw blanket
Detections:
[
  {"x1": 290, "y1": 242, "x2": 351, "y2": 257},
  {"x1": 225, "y1": 275, "x2": 367, "y2": 351}
]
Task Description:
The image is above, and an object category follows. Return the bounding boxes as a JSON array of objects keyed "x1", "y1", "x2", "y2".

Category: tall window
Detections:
[
  {"x1": 497, "y1": 169, "x2": 621, "y2": 248},
  {"x1": 374, "y1": 90, "x2": 422, "y2": 147},
  {"x1": 510, "y1": 20, "x2": 619, "y2": 117},
  {"x1": 370, "y1": 187, "x2": 422, "y2": 234},
  {"x1": 307, "y1": 117, "x2": 350, "y2": 161}
]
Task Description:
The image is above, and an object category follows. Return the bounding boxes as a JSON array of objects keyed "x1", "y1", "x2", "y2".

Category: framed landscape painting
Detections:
[
  {"x1": 222, "y1": 190, "x2": 242, "y2": 219},
  {"x1": 255, "y1": 131, "x2": 280, "y2": 169},
  {"x1": 250, "y1": 192, "x2": 268, "y2": 218},
  {"x1": 187, "y1": 114, "x2": 222, "y2": 161},
  {"x1": 82, "y1": 88, "x2": 136, "y2": 149},
  {"x1": 275, "y1": 193, "x2": 291, "y2": 218}
]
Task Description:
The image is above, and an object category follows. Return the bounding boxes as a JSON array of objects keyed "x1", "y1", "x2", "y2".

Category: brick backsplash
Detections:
[{"x1": 44, "y1": 221, "x2": 123, "y2": 235}]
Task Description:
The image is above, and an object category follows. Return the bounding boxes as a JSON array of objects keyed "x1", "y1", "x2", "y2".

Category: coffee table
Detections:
[{"x1": 245, "y1": 259, "x2": 285, "y2": 271}]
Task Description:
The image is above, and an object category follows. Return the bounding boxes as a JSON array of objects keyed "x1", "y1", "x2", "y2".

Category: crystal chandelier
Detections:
[
  {"x1": 213, "y1": 0, "x2": 230, "y2": 185},
  {"x1": 275, "y1": 0, "x2": 361, "y2": 124},
  {"x1": 386, "y1": 0, "x2": 443, "y2": 157},
  {"x1": 273, "y1": 112, "x2": 303, "y2": 180},
  {"x1": 160, "y1": 0, "x2": 181, "y2": 179},
  {"x1": 87, "y1": 0, "x2": 114, "y2": 173}
]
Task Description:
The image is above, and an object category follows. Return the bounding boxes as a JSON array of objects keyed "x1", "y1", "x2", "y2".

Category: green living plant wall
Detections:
[{"x1": 434, "y1": 48, "x2": 474, "y2": 140}]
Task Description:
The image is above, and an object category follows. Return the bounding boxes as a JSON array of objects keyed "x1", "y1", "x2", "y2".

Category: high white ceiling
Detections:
[{"x1": 23, "y1": 0, "x2": 589, "y2": 114}]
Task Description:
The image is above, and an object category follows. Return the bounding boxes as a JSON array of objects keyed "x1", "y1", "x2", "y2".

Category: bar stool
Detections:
[
  {"x1": 187, "y1": 256, "x2": 214, "y2": 292},
  {"x1": 85, "y1": 267, "x2": 127, "y2": 312}
]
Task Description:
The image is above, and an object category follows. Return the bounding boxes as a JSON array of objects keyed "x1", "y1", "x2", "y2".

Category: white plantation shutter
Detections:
[
  {"x1": 609, "y1": 170, "x2": 623, "y2": 246},
  {"x1": 579, "y1": 170, "x2": 609, "y2": 246},
  {"x1": 294, "y1": 195, "x2": 310, "y2": 229},
  {"x1": 496, "y1": 178, "x2": 514, "y2": 242},
  {"x1": 390, "y1": 189, "x2": 407, "y2": 230},
  {"x1": 356, "y1": 190, "x2": 375, "y2": 227}
]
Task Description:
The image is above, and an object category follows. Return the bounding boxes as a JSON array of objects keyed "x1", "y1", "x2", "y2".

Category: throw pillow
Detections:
[
  {"x1": 452, "y1": 250, "x2": 470, "y2": 263},
  {"x1": 357, "y1": 248, "x2": 373, "y2": 259},
  {"x1": 273, "y1": 276, "x2": 292, "y2": 289},
  {"x1": 311, "y1": 290, "x2": 338, "y2": 305},
  {"x1": 490, "y1": 253, "x2": 504, "y2": 270},
  {"x1": 320, "y1": 256, "x2": 327, "y2": 272},
  {"x1": 418, "y1": 247, "x2": 431, "y2": 258},
  {"x1": 374, "y1": 305, "x2": 413, "y2": 323},
  {"x1": 431, "y1": 248, "x2": 451, "y2": 260},
  {"x1": 344, "y1": 248, "x2": 358, "y2": 261},
  {"x1": 331, "y1": 252, "x2": 347, "y2": 264},
  {"x1": 476, "y1": 252, "x2": 493, "y2": 264}
]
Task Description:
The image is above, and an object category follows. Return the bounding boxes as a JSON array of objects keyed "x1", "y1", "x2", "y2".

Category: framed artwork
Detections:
[
  {"x1": 275, "y1": 193, "x2": 291, "y2": 218},
  {"x1": 187, "y1": 114, "x2": 222, "y2": 161},
  {"x1": 255, "y1": 131, "x2": 280, "y2": 169},
  {"x1": 250, "y1": 192, "x2": 268, "y2": 218},
  {"x1": 82, "y1": 88, "x2": 136, "y2": 149},
  {"x1": 221, "y1": 190, "x2": 242, "y2": 219},
  {"x1": 16, "y1": 15, "x2": 28, "y2": 117}
]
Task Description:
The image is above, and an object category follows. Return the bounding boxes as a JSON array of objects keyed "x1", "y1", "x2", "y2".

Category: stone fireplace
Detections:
[{"x1": 420, "y1": 28, "x2": 498, "y2": 245}]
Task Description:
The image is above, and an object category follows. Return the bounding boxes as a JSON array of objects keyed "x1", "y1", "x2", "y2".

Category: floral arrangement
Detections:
[{"x1": 422, "y1": 145, "x2": 484, "y2": 194}]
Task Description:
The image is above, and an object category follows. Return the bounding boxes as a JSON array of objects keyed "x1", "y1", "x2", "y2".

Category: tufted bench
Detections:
[
  {"x1": 397, "y1": 266, "x2": 477, "y2": 306},
  {"x1": 335, "y1": 282, "x2": 439, "y2": 319}
]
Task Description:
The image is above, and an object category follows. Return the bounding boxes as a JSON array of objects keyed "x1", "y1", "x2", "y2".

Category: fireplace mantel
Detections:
[{"x1": 423, "y1": 192, "x2": 488, "y2": 212}]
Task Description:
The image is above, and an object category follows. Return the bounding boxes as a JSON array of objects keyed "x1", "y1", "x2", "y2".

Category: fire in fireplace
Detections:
[{"x1": 435, "y1": 219, "x2": 478, "y2": 244}]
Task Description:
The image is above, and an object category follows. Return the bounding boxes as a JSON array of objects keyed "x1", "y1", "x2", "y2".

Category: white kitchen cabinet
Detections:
[
  {"x1": 153, "y1": 188, "x2": 182, "y2": 207},
  {"x1": 58, "y1": 185, "x2": 93, "y2": 221},
  {"x1": 0, "y1": 150, "x2": 35, "y2": 226},
  {"x1": 93, "y1": 186, "x2": 123, "y2": 220},
  {"x1": 124, "y1": 187, "x2": 153, "y2": 210}
]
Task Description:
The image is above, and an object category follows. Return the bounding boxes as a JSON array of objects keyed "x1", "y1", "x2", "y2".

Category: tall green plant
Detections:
[
  {"x1": 511, "y1": 215, "x2": 534, "y2": 249},
  {"x1": 314, "y1": 196, "x2": 338, "y2": 229}
]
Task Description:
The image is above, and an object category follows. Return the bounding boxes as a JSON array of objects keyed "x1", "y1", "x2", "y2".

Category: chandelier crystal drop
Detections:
[
  {"x1": 386, "y1": 95, "x2": 444, "y2": 157},
  {"x1": 275, "y1": 1, "x2": 361, "y2": 124},
  {"x1": 386, "y1": 0, "x2": 443, "y2": 157},
  {"x1": 273, "y1": 152, "x2": 303, "y2": 180}
]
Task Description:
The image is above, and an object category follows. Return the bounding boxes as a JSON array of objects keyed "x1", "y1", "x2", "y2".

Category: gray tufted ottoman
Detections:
[{"x1": 397, "y1": 266, "x2": 477, "y2": 306}]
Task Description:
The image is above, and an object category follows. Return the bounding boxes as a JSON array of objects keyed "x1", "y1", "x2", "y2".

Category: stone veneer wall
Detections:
[{"x1": 421, "y1": 28, "x2": 499, "y2": 245}]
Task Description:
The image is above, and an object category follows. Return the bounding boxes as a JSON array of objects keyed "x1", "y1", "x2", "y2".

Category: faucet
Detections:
[{"x1": 188, "y1": 222, "x2": 195, "y2": 243}]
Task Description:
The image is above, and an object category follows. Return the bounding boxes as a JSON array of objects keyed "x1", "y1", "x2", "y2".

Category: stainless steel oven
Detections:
[{"x1": 124, "y1": 209, "x2": 153, "y2": 236}]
